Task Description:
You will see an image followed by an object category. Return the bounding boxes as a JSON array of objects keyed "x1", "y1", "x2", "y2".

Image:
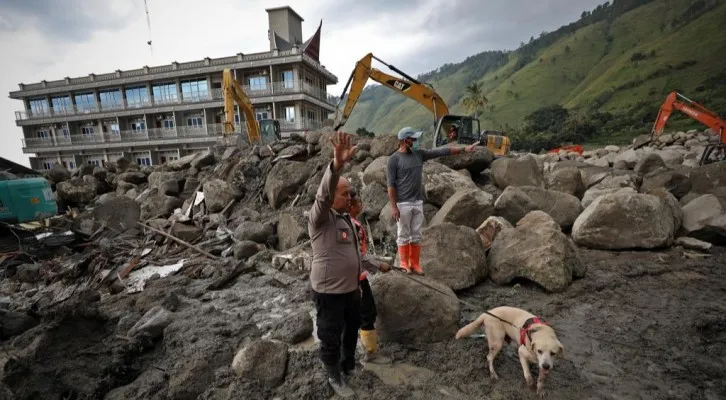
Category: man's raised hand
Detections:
[{"x1": 331, "y1": 131, "x2": 358, "y2": 171}]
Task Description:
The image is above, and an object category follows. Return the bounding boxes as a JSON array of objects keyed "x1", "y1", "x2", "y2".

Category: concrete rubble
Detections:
[{"x1": 0, "y1": 128, "x2": 724, "y2": 399}]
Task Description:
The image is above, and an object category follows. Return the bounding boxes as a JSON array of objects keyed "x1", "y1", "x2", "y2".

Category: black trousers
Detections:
[
  {"x1": 312, "y1": 288, "x2": 361, "y2": 370},
  {"x1": 360, "y1": 278, "x2": 377, "y2": 331}
]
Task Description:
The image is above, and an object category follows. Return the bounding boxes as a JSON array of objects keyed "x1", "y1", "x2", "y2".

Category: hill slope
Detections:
[{"x1": 340, "y1": 0, "x2": 726, "y2": 144}]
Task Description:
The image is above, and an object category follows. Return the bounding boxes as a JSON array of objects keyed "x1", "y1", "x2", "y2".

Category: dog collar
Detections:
[{"x1": 519, "y1": 317, "x2": 549, "y2": 346}]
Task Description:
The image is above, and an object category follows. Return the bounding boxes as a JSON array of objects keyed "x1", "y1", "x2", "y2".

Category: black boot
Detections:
[{"x1": 325, "y1": 363, "x2": 355, "y2": 398}]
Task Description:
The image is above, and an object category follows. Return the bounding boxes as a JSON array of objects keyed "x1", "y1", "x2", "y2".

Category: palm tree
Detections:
[{"x1": 462, "y1": 82, "x2": 489, "y2": 120}]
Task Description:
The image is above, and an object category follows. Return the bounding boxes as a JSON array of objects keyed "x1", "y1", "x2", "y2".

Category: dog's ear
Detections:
[{"x1": 556, "y1": 341, "x2": 565, "y2": 358}]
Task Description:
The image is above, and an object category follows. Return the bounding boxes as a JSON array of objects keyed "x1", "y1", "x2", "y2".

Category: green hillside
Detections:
[{"x1": 340, "y1": 0, "x2": 726, "y2": 149}]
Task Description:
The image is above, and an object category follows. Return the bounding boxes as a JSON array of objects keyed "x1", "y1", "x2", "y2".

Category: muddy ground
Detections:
[{"x1": 1, "y1": 246, "x2": 725, "y2": 400}]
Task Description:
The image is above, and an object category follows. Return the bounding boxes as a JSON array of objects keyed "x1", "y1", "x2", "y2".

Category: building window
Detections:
[
  {"x1": 234, "y1": 114, "x2": 241, "y2": 125},
  {"x1": 136, "y1": 156, "x2": 152, "y2": 166},
  {"x1": 99, "y1": 89, "x2": 122, "y2": 110},
  {"x1": 36, "y1": 129, "x2": 51, "y2": 140},
  {"x1": 131, "y1": 121, "x2": 146, "y2": 131},
  {"x1": 87, "y1": 159, "x2": 102, "y2": 167},
  {"x1": 109, "y1": 123, "x2": 120, "y2": 134},
  {"x1": 181, "y1": 79, "x2": 208, "y2": 102},
  {"x1": 41, "y1": 160, "x2": 55, "y2": 170},
  {"x1": 153, "y1": 83, "x2": 178, "y2": 104},
  {"x1": 254, "y1": 108, "x2": 269, "y2": 120},
  {"x1": 58, "y1": 124, "x2": 70, "y2": 138},
  {"x1": 284, "y1": 106, "x2": 295, "y2": 122},
  {"x1": 81, "y1": 126, "x2": 94, "y2": 136},
  {"x1": 163, "y1": 119, "x2": 175, "y2": 129},
  {"x1": 125, "y1": 86, "x2": 149, "y2": 108},
  {"x1": 307, "y1": 110, "x2": 316, "y2": 121},
  {"x1": 74, "y1": 92, "x2": 96, "y2": 112},
  {"x1": 281, "y1": 70, "x2": 294, "y2": 89},
  {"x1": 29, "y1": 98, "x2": 50, "y2": 116},
  {"x1": 187, "y1": 116, "x2": 203, "y2": 127},
  {"x1": 51, "y1": 96, "x2": 72, "y2": 114},
  {"x1": 248, "y1": 76, "x2": 268, "y2": 91}
]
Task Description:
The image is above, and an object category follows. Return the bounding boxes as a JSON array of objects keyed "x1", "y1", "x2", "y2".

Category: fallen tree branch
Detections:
[
  {"x1": 137, "y1": 222, "x2": 219, "y2": 260},
  {"x1": 207, "y1": 260, "x2": 255, "y2": 290}
]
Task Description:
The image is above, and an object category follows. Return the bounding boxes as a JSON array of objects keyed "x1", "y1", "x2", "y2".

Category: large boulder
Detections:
[
  {"x1": 203, "y1": 178, "x2": 240, "y2": 213},
  {"x1": 680, "y1": 194, "x2": 724, "y2": 238},
  {"x1": 56, "y1": 177, "x2": 97, "y2": 205},
  {"x1": 413, "y1": 222, "x2": 488, "y2": 291},
  {"x1": 138, "y1": 188, "x2": 184, "y2": 220},
  {"x1": 493, "y1": 186, "x2": 582, "y2": 230},
  {"x1": 370, "y1": 134, "x2": 399, "y2": 158},
  {"x1": 147, "y1": 171, "x2": 186, "y2": 196},
  {"x1": 689, "y1": 162, "x2": 726, "y2": 195},
  {"x1": 47, "y1": 164, "x2": 71, "y2": 183},
  {"x1": 475, "y1": 216, "x2": 513, "y2": 250},
  {"x1": 545, "y1": 166, "x2": 585, "y2": 199},
  {"x1": 487, "y1": 211, "x2": 584, "y2": 292},
  {"x1": 435, "y1": 147, "x2": 495, "y2": 175},
  {"x1": 361, "y1": 156, "x2": 389, "y2": 187},
  {"x1": 72, "y1": 196, "x2": 141, "y2": 237},
  {"x1": 361, "y1": 181, "x2": 388, "y2": 220},
  {"x1": 429, "y1": 188, "x2": 494, "y2": 229},
  {"x1": 422, "y1": 162, "x2": 478, "y2": 207},
  {"x1": 490, "y1": 154, "x2": 544, "y2": 190},
  {"x1": 264, "y1": 160, "x2": 315, "y2": 209},
  {"x1": 572, "y1": 191, "x2": 678, "y2": 249},
  {"x1": 640, "y1": 169, "x2": 691, "y2": 199},
  {"x1": 369, "y1": 273, "x2": 459, "y2": 344}
]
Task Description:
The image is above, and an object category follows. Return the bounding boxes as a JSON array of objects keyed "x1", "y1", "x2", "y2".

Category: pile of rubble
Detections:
[{"x1": 0, "y1": 126, "x2": 724, "y2": 399}]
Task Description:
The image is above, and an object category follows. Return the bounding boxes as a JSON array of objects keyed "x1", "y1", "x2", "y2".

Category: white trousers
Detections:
[{"x1": 396, "y1": 201, "x2": 424, "y2": 245}]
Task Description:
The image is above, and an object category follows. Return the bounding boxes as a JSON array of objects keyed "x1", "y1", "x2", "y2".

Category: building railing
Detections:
[
  {"x1": 14, "y1": 48, "x2": 337, "y2": 92},
  {"x1": 15, "y1": 81, "x2": 335, "y2": 121},
  {"x1": 21, "y1": 118, "x2": 324, "y2": 149}
]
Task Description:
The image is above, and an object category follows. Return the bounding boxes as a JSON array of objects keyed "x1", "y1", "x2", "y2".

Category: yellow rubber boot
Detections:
[{"x1": 360, "y1": 329, "x2": 392, "y2": 364}]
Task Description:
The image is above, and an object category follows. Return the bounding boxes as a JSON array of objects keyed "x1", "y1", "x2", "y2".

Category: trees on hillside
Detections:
[{"x1": 462, "y1": 82, "x2": 489, "y2": 120}]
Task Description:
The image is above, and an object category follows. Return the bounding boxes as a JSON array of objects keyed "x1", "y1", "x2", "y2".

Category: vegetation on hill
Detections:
[{"x1": 338, "y1": 0, "x2": 726, "y2": 152}]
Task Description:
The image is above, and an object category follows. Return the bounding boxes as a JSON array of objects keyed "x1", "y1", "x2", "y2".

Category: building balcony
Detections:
[
  {"x1": 21, "y1": 118, "x2": 326, "y2": 153},
  {"x1": 15, "y1": 80, "x2": 338, "y2": 124}
]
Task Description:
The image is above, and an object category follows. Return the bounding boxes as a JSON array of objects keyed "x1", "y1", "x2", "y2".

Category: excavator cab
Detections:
[
  {"x1": 433, "y1": 115, "x2": 480, "y2": 146},
  {"x1": 259, "y1": 119, "x2": 281, "y2": 144}
]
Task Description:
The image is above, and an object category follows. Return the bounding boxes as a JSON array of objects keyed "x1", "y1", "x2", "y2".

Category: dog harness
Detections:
[{"x1": 519, "y1": 317, "x2": 549, "y2": 346}]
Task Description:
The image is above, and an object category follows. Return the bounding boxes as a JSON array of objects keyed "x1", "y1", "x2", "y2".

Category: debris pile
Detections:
[{"x1": 0, "y1": 128, "x2": 724, "y2": 400}]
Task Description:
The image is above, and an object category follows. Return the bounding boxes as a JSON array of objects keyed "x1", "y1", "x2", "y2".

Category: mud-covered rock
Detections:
[
  {"x1": 370, "y1": 273, "x2": 459, "y2": 344},
  {"x1": 361, "y1": 181, "x2": 388, "y2": 220},
  {"x1": 640, "y1": 169, "x2": 691, "y2": 199},
  {"x1": 689, "y1": 162, "x2": 726, "y2": 195},
  {"x1": 47, "y1": 164, "x2": 71, "y2": 183},
  {"x1": 128, "y1": 305, "x2": 174, "y2": 339},
  {"x1": 413, "y1": 222, "x2": 488, "y2": 290},
  {"x1": 277, "y1": 213, "x2": 308, "y2": 251},
  {"x1": 572, "y1": 192, "x2": 677, "y2": 249},
  {"x1": 0, "y1": 309, "x2": 39, "y2": 339},
  {"x1": 268, "y1": 310, "x2": 313, "y2": 344},
  {"x1": 56, "y1": 177, "x2": 97, "y2": 205},
  {"x1": 264, "y1": 160, "x2": 315, "y2": 209},
  {"x1": 232, "y1": 339, "x2": 289, "y2": 388},
  {"x1": 370, "y1": 134, "x2": 399, "y2": 158},
  {"x1": 116, "y1": 171, "x2": 147, "y2": 185},
  {"x1": 429, "y1": 188, "x2": 494, "y2": 229},
  {"x1": 490, "y1": 154, "x2": 544, "y2": 190},
  {"x1": 203, "y1": 178, "x2": 239, "y2": 213},
  {"x1": 488, "y1": 211, "x2": 584, "y2": 292},
  {"x1": 147, "y1": 171, "x2": 186, "y2": 196},
  {"x1": 170, "y1": 223, "x2": 202, "y2": 243},
  {"x1": 234, "y1": 221, "x2": 274, "y2": 245},
  {"x1": 138, "y1": 188, "x2": 184, "y2": 220},
  {"x1": 681, "y1": 194, "x2": 723, "y2": 236},
  {"x1": 234, "y1": 240, "x2": 265, "y2": 260}
]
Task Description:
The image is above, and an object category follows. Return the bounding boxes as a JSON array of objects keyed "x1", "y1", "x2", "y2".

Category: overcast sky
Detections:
[{"x1": 0, "y1": 0, "x2": 605, "y2": 167}]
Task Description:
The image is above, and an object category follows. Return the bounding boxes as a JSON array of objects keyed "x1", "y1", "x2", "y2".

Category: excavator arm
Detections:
[
  {"x1": 333, "y1": 53, "x2": 449, "y2": 130},
  {"x1": 223, "y1": 68, "x2": 260, "y2": 144},
  {"x1": 651, "y1": 91, "x2": 725, "y2": 165}
]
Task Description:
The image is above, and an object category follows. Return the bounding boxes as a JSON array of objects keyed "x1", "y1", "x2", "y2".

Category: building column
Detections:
[{"x1": 203, "y1": 109, "x2": 209, "y2": 135}]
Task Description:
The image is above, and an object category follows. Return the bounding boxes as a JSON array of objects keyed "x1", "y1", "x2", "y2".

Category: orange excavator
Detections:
[{"x1": 651, "y1": 91, "x2": 725, "y2": 165}]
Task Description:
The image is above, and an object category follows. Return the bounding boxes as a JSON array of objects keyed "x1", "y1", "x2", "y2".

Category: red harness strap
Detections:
[{"x1": 519, "y1": 317, "x2": 549, "y2": 346}]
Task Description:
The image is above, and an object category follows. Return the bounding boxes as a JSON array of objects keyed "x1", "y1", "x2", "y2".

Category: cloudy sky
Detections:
[{"x1": 0, "y1": 0, "x2": 605, "y2": 167}]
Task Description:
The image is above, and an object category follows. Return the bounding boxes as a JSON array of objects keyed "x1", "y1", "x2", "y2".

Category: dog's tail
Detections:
[{"x1": 455, "y1": 314, "x2": 487, "y2": 339}]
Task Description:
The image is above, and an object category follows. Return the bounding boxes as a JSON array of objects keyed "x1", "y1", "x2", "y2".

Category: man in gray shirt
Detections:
[{"x1": 386, "y1": 126, "x2": 477, "y2": 274}]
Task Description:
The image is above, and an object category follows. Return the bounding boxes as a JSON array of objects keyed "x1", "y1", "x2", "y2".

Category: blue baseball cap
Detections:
[{"x1": 397, "y1": 126, "x2": 423, "y2": 140}]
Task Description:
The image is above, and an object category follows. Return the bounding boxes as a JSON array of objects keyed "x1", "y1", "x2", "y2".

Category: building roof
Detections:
[
  {"x1": 0, "y1": 157, "x2": 42, "y2": 178},
  {"x1": 265, "y1": 6, "x2": 304, "y2": 22}
]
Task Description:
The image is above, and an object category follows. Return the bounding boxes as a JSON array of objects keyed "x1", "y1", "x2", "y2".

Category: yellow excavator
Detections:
[
  {"x1": 332, "y1": 53, "x2": 511, "y2": 156},
  {"x1": 222, "y1": 68, "x2": 280, "y2": 145}
]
